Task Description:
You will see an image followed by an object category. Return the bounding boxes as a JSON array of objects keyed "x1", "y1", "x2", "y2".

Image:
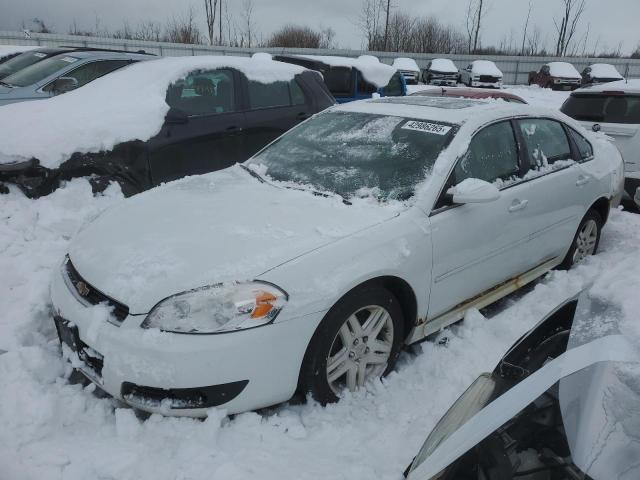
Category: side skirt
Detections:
[{"x1": 405, "y1": 257, "x2": 562, "y2": 344}]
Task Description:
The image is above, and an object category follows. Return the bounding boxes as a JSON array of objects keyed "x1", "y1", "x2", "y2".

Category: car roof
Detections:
[
  {"x1": 574, "y1": 79, "x2": 640, "y2": 95},
  {"x1": 411, "y1": 87, "x2": 527, "y2": 103},
  {"x1": 333, "y1": 95, "x2": 540, "y2": 126}
]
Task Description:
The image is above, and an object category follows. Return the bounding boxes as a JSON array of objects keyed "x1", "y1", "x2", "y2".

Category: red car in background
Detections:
[
  {"x1": 528, "y1": 62, "x2": 581, "y2": 90},
  {"x1": 410, "y1": 86, "x2": 527, "y2": 103}
]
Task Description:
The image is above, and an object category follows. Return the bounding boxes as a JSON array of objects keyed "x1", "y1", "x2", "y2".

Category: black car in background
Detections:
[{"x1": 0, "y1": 63, "x2": 335, "y2": 197}]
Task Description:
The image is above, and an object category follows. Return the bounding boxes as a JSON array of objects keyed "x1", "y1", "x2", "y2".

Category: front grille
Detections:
[
  {"x1": 479, "y1": 75, "x2": 499, "y2": 83},
  {"x1": 65, "y1": 257, "x2": 129, "y2": 322}
]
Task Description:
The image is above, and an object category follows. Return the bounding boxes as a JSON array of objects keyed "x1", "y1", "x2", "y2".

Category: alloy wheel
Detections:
[
  {"x1": 572, "y1": 218, "x2": 598, "y2": 264},
  {"x1": 325, "y1": 305, "x2": 394, "y2": 394}
]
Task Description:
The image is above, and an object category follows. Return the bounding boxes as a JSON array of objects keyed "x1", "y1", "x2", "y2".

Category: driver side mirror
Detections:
[
  {"x1": 165, "y1": 107, "x2": 189, "y2": 125},
  {"x1": 49, "y1": 76, "x2": 78, "y2": 95},
  {"x1": 447, "y1": 178, "x2": 500, "y2": 204}
]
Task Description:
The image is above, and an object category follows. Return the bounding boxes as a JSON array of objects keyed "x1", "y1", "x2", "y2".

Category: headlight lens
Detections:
[{"x1": 141, "y1": 282, "x2": 287, "y2": 334}]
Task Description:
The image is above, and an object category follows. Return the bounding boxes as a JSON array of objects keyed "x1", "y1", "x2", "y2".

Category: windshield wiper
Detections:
[
  {"x1": 239, "y1": 164, "x2": 265, "y2": 183},
  {"x1": 0, "y1": 81, "x2": 14, "y2": 88}
]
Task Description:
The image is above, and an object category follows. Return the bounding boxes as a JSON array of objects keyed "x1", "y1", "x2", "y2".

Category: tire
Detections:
[
  {"x1": 558, "y1": 209, "x2": 603, "y2": 270},
  {"x1": 299, "y1": 285, "x2": 404, "y2": 404}
]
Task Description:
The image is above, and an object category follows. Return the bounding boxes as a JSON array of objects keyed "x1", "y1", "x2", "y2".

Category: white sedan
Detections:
[{"x1": 50, "y1": 96, "x2": 624, "y2": 416}]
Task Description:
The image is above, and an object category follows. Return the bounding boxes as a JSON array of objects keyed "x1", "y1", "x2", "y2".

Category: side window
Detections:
[
  {"x1": 290, "y1": 79, "x2": 306, "y2": 105},
  {"x1": 568, "y1": 128, "x2": 594, "y2": 161},
  {"x1": 454, "y1": 121, "x2": 519, "y2": 185},
  {"x1": 518, "y1": 119, "x2": 572, "y2": 167},
  {"x1": 65, "y1": 60, "x2": 131, "y2": 88},
  {"x1": 357, "y1": 71, "x2": 377, "y2": 95},
  {"x1": 248, "y1": 80, "x2": 290, "y2": 109},
  {"x1": 325, "y1": 67, "x2": 353, "y2": 96},
  {"x1": 382, "y1": 72, "x2": 403, "y2": 97},
  {"x1": 165, "y1": 69, "x2": 235, "y2": 116}
]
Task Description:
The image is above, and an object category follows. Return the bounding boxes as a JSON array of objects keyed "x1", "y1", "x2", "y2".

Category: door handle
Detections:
[
  {"x1": 576, "y1": 175, "x2": 590, "y2": 186},
  {"x1": 508, "y1": 199, "x2": 529, "y2": 212},
  {"x1": 226, "y1": 126, "x2": 243, "y2": 135}
]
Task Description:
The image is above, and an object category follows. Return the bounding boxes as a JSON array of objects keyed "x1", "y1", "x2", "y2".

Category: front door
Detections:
[
  {"x1": 148, "y1": 68, "x2": 245, "y2": 186},
  {"x1": 429, "y1": 120, "x2": 533, "y2": 319}
]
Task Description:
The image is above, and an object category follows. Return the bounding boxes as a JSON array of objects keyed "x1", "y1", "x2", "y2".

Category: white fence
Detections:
[{"x1": 3, "y1": 30, "x2": 640, "y2": 85}]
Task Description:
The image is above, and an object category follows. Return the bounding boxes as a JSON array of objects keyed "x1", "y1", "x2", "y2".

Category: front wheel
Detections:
[
  {"x1": 299, "y1": 285, "x2": 404, "y2": 404},
  {"x1": 558, "y1": 209, "x2": 603, "y2": 269}
]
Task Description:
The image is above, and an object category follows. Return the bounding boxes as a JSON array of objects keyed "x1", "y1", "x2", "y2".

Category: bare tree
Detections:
[
  {"x1": 204, "y1": 0, "x2": 219, "y2": 45},
  {"x1": 31, "y1": 17, "x2": 54, "y2": 33},
  {"x1": 164, "y1": 6, "x2": 203, "y2": 44},
  {"x1": 465, "y1": 0, "x2": 486, "y2": 53},
  {"x1": 240, "y1": 0, "x2": 256, "y2": 48},
  {"x1": 520, "y1": 0, "x2": 533, "y2": 55},
  {"x1": 266, "y1": 24, "x2": 334, "y2": 48},
  {"x1": 383, "y1": 0, "x2": 392, "y2": 50},
  {"x1": 554, "y1": 0, "x2": 587, "y2": 56},
  {"x1": 357, "y1": 0, "x2": 385, "y2": 50}
]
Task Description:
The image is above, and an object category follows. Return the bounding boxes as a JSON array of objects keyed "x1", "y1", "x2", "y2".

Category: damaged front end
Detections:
[{"x1": 0, "y1": 141, "x2": 150, "y2": 198}]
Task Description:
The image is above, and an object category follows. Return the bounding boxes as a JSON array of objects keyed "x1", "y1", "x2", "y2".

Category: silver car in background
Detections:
[{"x1": 0, "y1": 48, "x2": 154, "y2": 106}]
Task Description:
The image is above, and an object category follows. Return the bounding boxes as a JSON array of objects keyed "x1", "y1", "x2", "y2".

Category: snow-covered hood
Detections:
[{"x1": 68, "y1": 166, "x2": 399, "y2": 314}]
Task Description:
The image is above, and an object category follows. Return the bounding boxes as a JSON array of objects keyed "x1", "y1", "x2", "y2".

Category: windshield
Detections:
[
  {"x1": 2, "y1": 55, "x2": 79, "y2": 87},
  {"x1": 0, "y1": 51, "x2": 50, "y2": 80},
  {"x1": 246, "y1": 111, "x2": 455, "y2": 201}
]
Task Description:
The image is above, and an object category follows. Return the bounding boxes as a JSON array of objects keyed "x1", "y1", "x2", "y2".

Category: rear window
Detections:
[
  {"x1": 324, "y1": 67, "x2": 353, "y2": 96},
  {"x1": 382, "y1": 72, "x2": 404, "y2": 97},
  {"x1": 561, "y1": 94, "x2": 640, "y2": 124}
]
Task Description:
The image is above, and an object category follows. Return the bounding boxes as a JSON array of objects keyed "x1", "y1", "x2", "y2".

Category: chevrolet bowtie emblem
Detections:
[{"x1": 76, "y1": 281, "x2": 90, "y2": 297}]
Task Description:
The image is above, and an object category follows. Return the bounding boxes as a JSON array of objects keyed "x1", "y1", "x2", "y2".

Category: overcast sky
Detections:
[{"x1": 0, "y1": 0, "x2": 638, "y2": 54}]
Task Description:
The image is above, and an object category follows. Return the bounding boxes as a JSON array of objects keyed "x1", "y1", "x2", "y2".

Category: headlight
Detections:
[{"x1": 141, "y1": 282, "x2": 288, "y2": 334}]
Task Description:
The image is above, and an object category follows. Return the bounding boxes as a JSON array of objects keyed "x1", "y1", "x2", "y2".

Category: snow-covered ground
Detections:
[{"x1": 1, "y1": 86, "x2": 637, "y2": 480}]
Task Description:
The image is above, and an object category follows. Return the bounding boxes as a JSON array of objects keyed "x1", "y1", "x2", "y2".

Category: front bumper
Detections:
[
  {"x1": 471, "y1": 81, "x2": 502, "y2": 88},
  {"x1": 50, "y1": 264, "x2": 324, "y2": 416},
  {"x1": 429, "y1": 78, "x2": 457, "y2": 87}
]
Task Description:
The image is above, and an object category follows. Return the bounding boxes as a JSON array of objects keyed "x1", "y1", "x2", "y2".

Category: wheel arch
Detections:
[{"x1": 589, "y1": 196, "x2": 610, "y2": 224}]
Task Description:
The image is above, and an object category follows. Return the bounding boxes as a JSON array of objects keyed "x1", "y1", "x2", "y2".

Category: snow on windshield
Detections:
[
  {"x1": 430, "y1": 59, "x2": 458, "y2": 73},
  {"x1": 393, "y1": 58, "x2": 420, "y2": 71},
  {"x1": 247, "y1": 110, "x2": 454, "y2": 202},
  {"x1": 589, "y1": 63, "x2": 623, "y2": 79},
  {"x1": 0, "y1": 55, "x2": 304, "y2": 169},
  {"x1": 471, "y1": 60, "x2": 502, "y2": 77},
  {"x1": 547, "y1": 62, "x2": 580, "y2": 78}
]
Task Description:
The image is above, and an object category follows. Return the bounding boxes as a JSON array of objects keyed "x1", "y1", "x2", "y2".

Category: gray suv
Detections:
[{"x1": 0, "y1": 49, "x2": 154, "y2": 106}]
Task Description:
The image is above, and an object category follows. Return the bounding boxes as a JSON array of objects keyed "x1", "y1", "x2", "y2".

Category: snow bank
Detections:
[
  {"x1": 429, "y1": 58, "x2": 458, "y2": 73},
  {"x1": 293, "y1": 54, "x2": 397, "y2": 88},
  {"x1": 471, "y1": 60, "x2": 502, "y2": 77},
  {"x1": 0, "y1": 55, "x2": 305, "y2": 169},
  {"x1": 393, "y1": 57, "x2": 420, "y2": 72},
  {"x1": 0, "y1": 45, "x2": 37, "y2": 61},
  {"x1": 547, "y1": 62, "x2": 580, "y2": 78},
  {"x1": 588, "y1": 63, "x2": 623, "y2": 80}
]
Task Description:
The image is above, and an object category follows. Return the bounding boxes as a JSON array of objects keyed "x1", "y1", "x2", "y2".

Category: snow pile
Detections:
[
  {"x1": 547, "y1": 62, "x2": 580, "y2": 78},
  {"x1": 0, "y1": 45, "x2": 37, "y2": 61},
  {"x1": 0, "y1": 55, "x2": 305, "y2": 169},
  {"x1": 588, "y1": 63, "x2": 623, "y2": 80},
  {"x1": 470, "y1": 60, "x2": 502, "y2": 77},
  {"x1": 429, "y1": 58, "x2": 458, "y2": 73},
  {"x1": 393, "y1": 57, "x2": 420, "y2": 72},
  {"x1": 293, "y1": 54, "x2": 397, "y2": 88}
]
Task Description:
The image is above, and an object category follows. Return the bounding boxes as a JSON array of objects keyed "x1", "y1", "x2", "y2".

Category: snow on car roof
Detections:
[
  {"x1": 429, "y1": 58, "x2": 458, "y2": 73},
  {"x1": 393, "y1": 57, "x2": 420, "y2": 71},
  {"x1": 546, "y1": 62, "x2": 580, "y2": 78},
  {"x1": 588, "y1": 63, "x2": 624, "y2": 79},
  {"x1": 0, "y1": 55, "x2": 306, "y2": 168},
  {"x1": 470, "y1": 60, "x2": 503, "y2": 77},
  {"x1": 576, "y1": 78, "x2": 640, "y2": 94},
  {"x1": 288, "y1": 54, "x2": 397, "y2": 88},
  {"x1": 0, "y1": 45, "x2": 38, "y2": 61}
]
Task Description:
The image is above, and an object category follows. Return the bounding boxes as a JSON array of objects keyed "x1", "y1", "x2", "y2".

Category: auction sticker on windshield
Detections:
[
  {"x1": 60, "y1": 57, "x2": 78, "y2": 63},
  {"x1": 402, "y1": 120, "x2": 452, "y2": 135}
]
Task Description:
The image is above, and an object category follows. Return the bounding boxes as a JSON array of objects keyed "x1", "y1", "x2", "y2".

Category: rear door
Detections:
[
  {"x1": 429, "y1": 120, "x2": 532, "y2": 319},
  {"x1": 147, "y1": 68, "x2": 245, "y2": 185},
  {"x1": 240, "y1": 75, "x2": 316, "y2": 159},
  {"x1": 514, "y1": 118, "x2": 587, "y2": 265}
]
